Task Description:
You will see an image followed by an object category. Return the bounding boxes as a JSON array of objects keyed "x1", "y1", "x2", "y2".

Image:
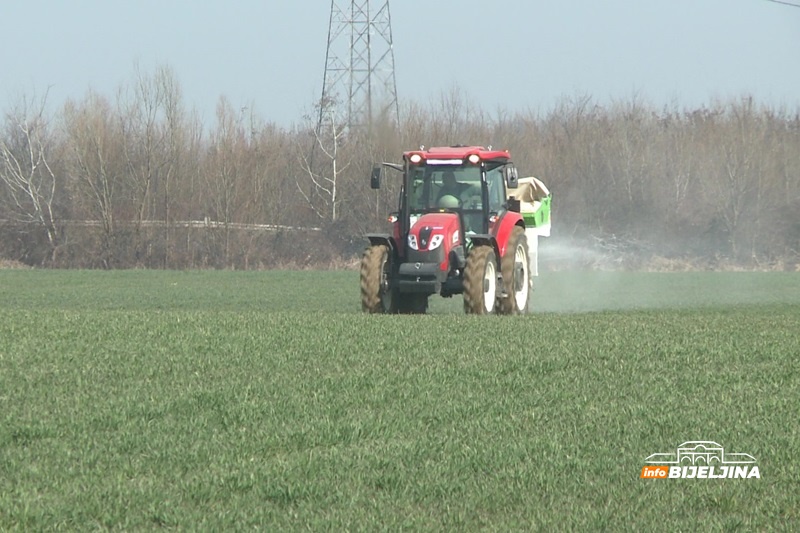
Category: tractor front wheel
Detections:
[
  {"x1": 498, "y1": 226, "x2": 530, "y2": 315},
  {"x1": 360, "y1": 244, "x2": 396, "y2": 313},
  {"x1": 463, "y1": 245, "x2": 498, "y2": 315}
]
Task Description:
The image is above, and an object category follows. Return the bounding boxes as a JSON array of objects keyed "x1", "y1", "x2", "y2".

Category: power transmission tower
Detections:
[{"x1": 319, "y1": 0, "x2": 399, "y2": 130}]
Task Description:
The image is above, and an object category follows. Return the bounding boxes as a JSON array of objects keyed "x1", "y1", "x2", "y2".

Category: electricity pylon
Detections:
[{"x1": 319, "y1": 0, "x2": 399, "y2": 130}]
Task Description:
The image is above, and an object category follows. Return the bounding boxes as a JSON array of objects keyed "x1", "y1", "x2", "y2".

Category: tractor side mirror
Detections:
[
  {"x1": 506, "y1": 166, "x2": 519, "y2": 189},
  {"x1": 370, "y1": 165, "x2": 382, "y2": 189}
]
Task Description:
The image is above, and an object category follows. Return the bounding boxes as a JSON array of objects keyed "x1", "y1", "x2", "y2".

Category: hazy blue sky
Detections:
[{"x1": 2, "y1": 0, "x2": 798, "y2": 127}]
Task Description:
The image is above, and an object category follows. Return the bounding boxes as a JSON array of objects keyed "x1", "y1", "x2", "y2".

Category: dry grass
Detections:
[{"x1": 0, "y1": 258, "x2": 30, "y2": 269}]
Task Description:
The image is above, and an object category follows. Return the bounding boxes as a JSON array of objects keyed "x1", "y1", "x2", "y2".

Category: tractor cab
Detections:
[
  {"x1": 408, "y1": 163, "x2": 506, "y2": 235},
  {"x1": 397, "y1": 146, "x2": 518, "y2": 240}
]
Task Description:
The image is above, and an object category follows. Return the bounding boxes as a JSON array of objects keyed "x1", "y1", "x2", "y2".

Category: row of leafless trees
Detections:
[{"x1": 1, "y1": 67, "x2": 798, "y2": 269}]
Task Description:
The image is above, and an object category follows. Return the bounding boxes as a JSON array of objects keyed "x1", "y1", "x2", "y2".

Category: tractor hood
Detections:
[{"x1": 407, "y1": 212, "x2": 461, "y2": 254}]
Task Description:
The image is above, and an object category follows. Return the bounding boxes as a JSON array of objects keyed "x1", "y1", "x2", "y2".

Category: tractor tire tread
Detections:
[
  {"x1": 463, "y1": 245, "x2": 496, "y2": 315},
  {"x1": 498, "y1": 226, "x2": 529, "y2": 315},
  {"x1": 360, "y1": 244, "x2": 390, "y2": 313}
]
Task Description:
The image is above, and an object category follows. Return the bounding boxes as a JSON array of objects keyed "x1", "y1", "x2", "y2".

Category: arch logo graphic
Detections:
[{"x1": 641, "y1": 441, "x2": 759, "y2": 479}]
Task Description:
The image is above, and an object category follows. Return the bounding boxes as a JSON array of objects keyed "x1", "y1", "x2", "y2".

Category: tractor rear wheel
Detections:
[
  {"x1": 463, "y1": 245, "x2": 498, "y2": 315},
  {"x1": 360, "y1": 244, "x2": 396, "y2": 313},
  {"x1": 498, "y1": 226, "x2": 530, "y2": 315}
]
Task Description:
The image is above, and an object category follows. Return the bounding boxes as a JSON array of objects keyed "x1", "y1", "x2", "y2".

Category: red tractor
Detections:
[{"x1": 361, "y1": 145, "x2": 545, "y2": 315}]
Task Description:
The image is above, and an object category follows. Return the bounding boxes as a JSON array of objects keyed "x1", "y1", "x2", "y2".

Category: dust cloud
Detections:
[{"x1": 529, "y1": 235, "x2": 800, "y2": 313}]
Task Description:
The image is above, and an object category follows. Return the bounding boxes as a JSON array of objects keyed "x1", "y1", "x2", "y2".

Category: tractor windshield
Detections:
[{"x1": 408, "y1": 165, "x2": 482, "y2": 213}]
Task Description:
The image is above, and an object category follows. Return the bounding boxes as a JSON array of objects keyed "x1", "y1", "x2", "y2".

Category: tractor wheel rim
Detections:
[
  {"x1": 514, "y1": 244, "x2": 529, "y2": 310},
  {"x1": 483, "y1": 258, "x2": 496, "y2": 313}
]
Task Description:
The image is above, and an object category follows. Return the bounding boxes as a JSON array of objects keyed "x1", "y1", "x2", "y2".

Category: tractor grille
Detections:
[{"x1": 407, "y1": 246, "x2": 445, "y2": 267}]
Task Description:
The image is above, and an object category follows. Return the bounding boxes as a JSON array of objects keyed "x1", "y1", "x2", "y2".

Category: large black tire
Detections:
[
  {"x1": 397, "y1": 293, "x2": 428, "y2": 314},
  {"x1": 463, "y1": 245, "x2": 498, "y2": 315},
  {"x1": 498, "y1": 226, "x2": 530, "y2": 315},
  {"x1": 360, "y1": 244, "x2": 396, "y2": 313}
]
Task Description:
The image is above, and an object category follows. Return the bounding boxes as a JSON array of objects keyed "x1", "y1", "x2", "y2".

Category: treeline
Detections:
[{"x1": 1, "y1": 67, "x2": 798, "y2": 269}]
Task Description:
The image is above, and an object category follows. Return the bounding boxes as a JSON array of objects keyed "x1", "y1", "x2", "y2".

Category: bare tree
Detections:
[
  {"x1": 157, "y1": 67, "x2": 192, "y2": 267},
  {"x1": 118, "y1": 64, "x2": 184, "y2": 265},
  {"x1": 296, "y1": 99, "x2": 351, "y2": 222},
  {"x1": 0, "y1": 92, "x2": 62, "y2": 263},
  {"x1": 659, "y1": 109, "x2": 696, "y2": 213},
  {"x1": 701, "y1": 98, "x2": 765, "y2": 258},
  {"x1": 62, "y1": 92, "x2": 124, "y2": 268},
  {"x1": 202, "y1": 96, "x2": 248, "y2": 266}
]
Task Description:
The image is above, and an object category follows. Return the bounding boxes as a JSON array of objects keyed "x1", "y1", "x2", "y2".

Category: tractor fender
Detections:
[
  {"x1": 492, "y1": 212, "x2": 525, "y2": 258},
  {"x1": 365, "y1": 234, "x2": 397, "y2": 256},
  {"x1": 468, "y1": 234, "x2": 501, "y2": 262}
]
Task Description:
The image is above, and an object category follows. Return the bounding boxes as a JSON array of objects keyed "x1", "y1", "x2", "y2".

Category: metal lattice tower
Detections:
[{"x1": 319, "y1": 0, "x2": 399, "y2": 130}]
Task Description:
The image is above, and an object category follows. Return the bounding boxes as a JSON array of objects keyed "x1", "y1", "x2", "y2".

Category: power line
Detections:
[{"x1": 763, "y1": 0, "x2": 800, "y2": 8}]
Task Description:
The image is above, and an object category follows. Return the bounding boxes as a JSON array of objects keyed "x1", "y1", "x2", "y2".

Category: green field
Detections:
[{"x1": 1, "y1": 270, "x2": 799, "y2": 530}]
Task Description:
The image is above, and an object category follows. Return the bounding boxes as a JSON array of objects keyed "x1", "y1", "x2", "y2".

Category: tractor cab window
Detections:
[
  {"x1": 485, "y1": 166, "x2": 506, "y2": 213},
  {"x1": 408, "y1": 165, "x2": 480, "y2": 212},
  {"x1": 408, "y1": 169, "x2": 427, "y2": 210}
]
